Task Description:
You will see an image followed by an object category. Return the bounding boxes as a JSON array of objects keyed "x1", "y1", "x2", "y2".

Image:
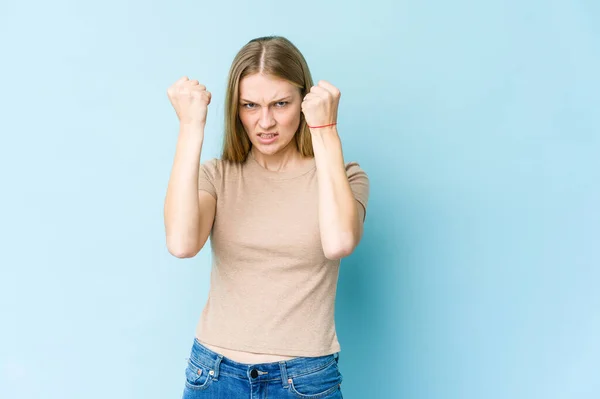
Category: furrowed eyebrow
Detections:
[{"x1": 240, "y1": 96, "x2": 292, "y2": 103}]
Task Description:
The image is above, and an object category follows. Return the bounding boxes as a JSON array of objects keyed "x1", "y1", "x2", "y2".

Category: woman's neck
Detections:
[{"x1": 250, "y1": 145, "x2": 308, "y2": 173}]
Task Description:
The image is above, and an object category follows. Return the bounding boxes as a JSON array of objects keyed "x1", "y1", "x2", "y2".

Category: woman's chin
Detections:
[{"x1": 253, "y1": 140, "x2": 290, "y2": 156}]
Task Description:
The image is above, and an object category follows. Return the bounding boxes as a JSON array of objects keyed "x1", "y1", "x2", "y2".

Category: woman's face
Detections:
[{"x1": 238, "y1": 73, "x2": 303, "y2": 156}]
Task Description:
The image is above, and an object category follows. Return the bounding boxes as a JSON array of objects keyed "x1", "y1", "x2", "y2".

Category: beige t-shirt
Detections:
[{"x1": 194, "y1": 151, "x2": 369, "y2": 357}]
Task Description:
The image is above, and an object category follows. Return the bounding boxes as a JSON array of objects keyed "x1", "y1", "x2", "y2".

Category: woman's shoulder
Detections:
[
  {"x1": 344, "y1": 160, "x2": 368, "y2": 179},
  {"x1": 200, "y1": 157, "x2": 245, "y2": 180}
]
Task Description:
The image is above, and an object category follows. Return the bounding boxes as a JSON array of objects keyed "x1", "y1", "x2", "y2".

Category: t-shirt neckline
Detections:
[{"x1": 247, "y1": 150, "x2": 316, "y2": 180}]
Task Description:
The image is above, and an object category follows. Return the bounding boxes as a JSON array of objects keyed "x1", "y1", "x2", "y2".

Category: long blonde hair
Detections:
[{"x1": 221, "y1": 36, "x2": 314, "y2": 162}]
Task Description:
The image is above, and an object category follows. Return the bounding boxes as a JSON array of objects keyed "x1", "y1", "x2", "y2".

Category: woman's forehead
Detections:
[{"x1": 239, "y1": 74, "x2": 298, "y2": 99}]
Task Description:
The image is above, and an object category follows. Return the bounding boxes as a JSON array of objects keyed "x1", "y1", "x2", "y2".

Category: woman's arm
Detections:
[
  {"x1": 164, "y1": 77, "x2": 215, "y2": 258},
  {"x1": 164, "y1": 124, "x2": 215, "y2": 258},
  {"x1": 311, "y1": 126, "x2": 363, "y2": 260}
]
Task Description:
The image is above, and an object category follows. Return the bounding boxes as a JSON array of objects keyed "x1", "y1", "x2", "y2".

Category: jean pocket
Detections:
[
  {"x1": 288, "y1": 359, "x2": 343, "y2": 399},
  {"x1": 184, "y1": 358, "x2": 214, "y2": 391}
]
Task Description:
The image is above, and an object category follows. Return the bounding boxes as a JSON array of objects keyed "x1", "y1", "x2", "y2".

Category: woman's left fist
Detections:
[{"x1": 301, "y1": 80, "x2": 341, "y2": 129}]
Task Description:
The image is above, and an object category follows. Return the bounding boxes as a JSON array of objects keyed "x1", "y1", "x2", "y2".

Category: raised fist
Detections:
[{"x1": 167, "y1": 76, "x2": 212, "y2": 126}]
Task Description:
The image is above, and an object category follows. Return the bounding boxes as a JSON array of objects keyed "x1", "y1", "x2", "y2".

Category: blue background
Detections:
[{"x1": 1, "y1": 1, "x2": 598, "y2": 398}]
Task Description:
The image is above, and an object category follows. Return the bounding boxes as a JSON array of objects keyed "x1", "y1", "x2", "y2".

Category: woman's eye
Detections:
[{"x1": 242, "y1": 102, "x2": 287, "y2": 109}]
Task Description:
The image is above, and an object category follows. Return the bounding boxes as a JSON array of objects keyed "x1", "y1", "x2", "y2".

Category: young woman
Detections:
[{"x1": 164, "y1": 35, "x2": 369, "y2": 399}]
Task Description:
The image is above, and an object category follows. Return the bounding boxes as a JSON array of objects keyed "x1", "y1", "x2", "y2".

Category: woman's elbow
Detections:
[
  {"x1": 167, "y1": 244, "x2": 197, "y2": 258},
  {"x1": 166, "y1": 237, "x2": 203, "y2": 259},
  {"x1": 323, "y1": 235, "x2": 357, "y2": 260}
]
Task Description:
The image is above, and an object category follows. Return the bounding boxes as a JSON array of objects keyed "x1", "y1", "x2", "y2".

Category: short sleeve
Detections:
[
  {"x1": 346, "y1": 161, "x2": 370, "y2": 222},
  {"x1": 198, "y1": 158, "x2": 220, "y2": 200}
]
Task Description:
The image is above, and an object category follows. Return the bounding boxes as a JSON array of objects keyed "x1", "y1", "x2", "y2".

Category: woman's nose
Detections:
[{"x1": 259, "y1": 108, "x2": 275, "y2": 128}]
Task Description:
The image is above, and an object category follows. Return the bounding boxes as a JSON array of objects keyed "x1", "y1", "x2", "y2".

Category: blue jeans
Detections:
[{"x1": 181, "y1": 337, "x2": 344, "y2": 399}]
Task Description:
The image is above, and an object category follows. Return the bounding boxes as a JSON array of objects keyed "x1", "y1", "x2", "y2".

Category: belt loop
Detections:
[
  {"x1": 279, "y1": 361, "x2": 289, "y2": 388},
  {"x1": 212, "y1": 354, "x2": 223, "y2": 380},
  {"x1": 335, "y1": 352, "x2": 340, "y2": 363}
]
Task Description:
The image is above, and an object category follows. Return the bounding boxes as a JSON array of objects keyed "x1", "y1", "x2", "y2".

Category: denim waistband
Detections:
[{"x1": 188, "y1": 337, "x2": 340, "y2": 388}]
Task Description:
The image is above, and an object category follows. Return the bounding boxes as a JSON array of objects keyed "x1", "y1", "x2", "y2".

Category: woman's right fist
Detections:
[{"x1": 167, "y1": 76, "x2": 212, "y2": 126}]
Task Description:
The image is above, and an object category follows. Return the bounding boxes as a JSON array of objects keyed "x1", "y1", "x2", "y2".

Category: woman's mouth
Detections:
[{"x1": 257, "y1": 133, "x2": 278, "y2": 144}]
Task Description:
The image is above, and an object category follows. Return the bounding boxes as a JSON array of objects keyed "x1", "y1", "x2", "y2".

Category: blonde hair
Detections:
[{"x1": 221, "y1": 36, "x2": 314, "y2": 162}]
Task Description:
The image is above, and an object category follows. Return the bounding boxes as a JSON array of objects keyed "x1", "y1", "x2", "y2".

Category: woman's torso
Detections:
[
  {"x1": 193, "y1": 155, "x2": 354, "y2": 364},
  {"x1": 194, "y1": 157, "x2": 314, "y2": 364}
]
